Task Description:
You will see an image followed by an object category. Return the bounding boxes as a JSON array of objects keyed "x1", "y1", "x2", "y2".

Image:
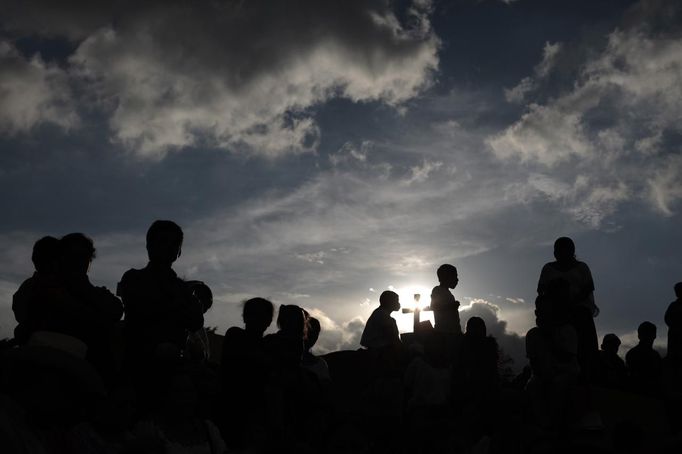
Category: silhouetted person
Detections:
[
  {"x1": 185, "y1": 280, "x2": 213, "y2": 362},
  {"x1": 625, "y1": 321, "x2": 662, "y2": 396},
  {"x1": 595, "y1": 333, "x2": 626, "y2": 389},
  {"x1": 219, "y1": 297, "x2": 274, "y2": 449},
  {"x1": 302, "y1": 315, "x2": 330, "y2": 382},
  {"x1": 453, "y1": 317, "x2": 499, "y2": 444},
  {"x1": 59, "y1": 233, "x2": 124, "y2": 381},
  {"x1": 117, "y1": 221, "x2": 203, "y2": 368},
  {"x1": 430, "y1": 264, "x2": 462, "y2": 334},
  {"x1": 360, "y1": 290, "x2": 401, "y2": 350},
  {"x1": 455, "y1": 317, "x2": 499, "y2": 391},
  {"x1": 13, "y1": 234, "x2": 122, "y2": 381},
  {"x1": 264, "y1": 304, "x2": 307, "y2": 369},
  {"x1": 665, "y1": 282, "x2": 682, "y2": 362},
  {"x1": 12, "y1": 236, "x2": 60, "y2": 344},
  {"x1": 538, "y1": 237, "x2": 598, "y2": 377}
]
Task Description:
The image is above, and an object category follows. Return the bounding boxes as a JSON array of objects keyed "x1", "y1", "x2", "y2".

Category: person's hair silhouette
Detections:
[
  {"x1": 465, "y1": 316, "x2": 486, "y2": 338},
  {"x1": 379, "y1": 290, "x2": 401, "y2": 311},
  {"x1": 305, "y1": 316, "x2": 321, "y2": 352},
  {"x1": 637, "y1": 321, "x2": 656, "y2": 347},
  {"x1": 675, "y1": 282, "x2": 682, "y2": 299},
  {"x1": 277, "y1": 304, "x2": 306, "y2": 337},
  {"x1": 553, "y1": 236, "x2": 576, "y2": 262}
]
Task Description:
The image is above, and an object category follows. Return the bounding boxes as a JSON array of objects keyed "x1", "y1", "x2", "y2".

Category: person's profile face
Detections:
[{"x1": 447, "y1": 271, "x2": 459, "y2": 289}]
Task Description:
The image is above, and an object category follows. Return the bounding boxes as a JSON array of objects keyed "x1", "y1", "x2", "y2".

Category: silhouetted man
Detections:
[
  {"x1": 117, "y1": 220, "x2": 203, "y2": 366},
  {"x1": 595, "y1": 333, "x2": 626, "y2": 389},
  {"x1": 625, "y1": 321, "x2": 662, "y2": 396},
  {"x1": 430, "y1": 264, "x2": 462, "y2": 334},
  {"x1": 360, "y1": 290, "x2": 401, "y2": 350},
  {"x1": 665, "y1": 282, "x2": 682, "y2": 361}
]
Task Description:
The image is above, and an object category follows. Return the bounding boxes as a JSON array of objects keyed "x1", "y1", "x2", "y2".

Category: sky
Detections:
[{"x1": 0, "y1": 0, "x2": 681, "y2": 368}]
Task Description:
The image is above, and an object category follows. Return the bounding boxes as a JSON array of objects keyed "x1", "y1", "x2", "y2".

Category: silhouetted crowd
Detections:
[{"x1": 1, "y1": 222, "x2": 681, "y2": 453}]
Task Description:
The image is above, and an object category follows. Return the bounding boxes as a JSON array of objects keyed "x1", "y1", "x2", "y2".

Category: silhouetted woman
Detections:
[{"x1": 538, "y1": 237, "x2": 599, "y2": 376}]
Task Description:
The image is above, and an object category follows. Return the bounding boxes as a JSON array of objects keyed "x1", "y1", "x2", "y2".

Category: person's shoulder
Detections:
[{"x1": 575, "y1": 261, "x2": 591, "y2": 271}]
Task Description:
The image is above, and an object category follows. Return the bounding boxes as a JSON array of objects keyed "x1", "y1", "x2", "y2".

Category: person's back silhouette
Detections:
[
  {"x1": 664, "y1": 282, "x2": 682, "y2": 362},
  {"x1": 117, "y1": 220, "x2": 203, "y2": 366},
  {"x1": 625, "y1": 321, "x2": 662, "y2": 396}
]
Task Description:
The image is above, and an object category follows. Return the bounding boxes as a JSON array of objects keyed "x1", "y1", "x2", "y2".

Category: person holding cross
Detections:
[{"x1": 430, "y1": 264, "x2": 462, "y2": 335}]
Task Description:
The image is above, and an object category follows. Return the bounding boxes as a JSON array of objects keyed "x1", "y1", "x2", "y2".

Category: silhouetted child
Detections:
[
  {"x1": 12, "y1": 236, "x2": 60, "y2": 344},
  {"x1": 360, "y1": 290, "x2": 401, "y2": 350},
  {"x1": 117, "y1": 221, "x2": 204, "y2": 368},
  {"x1": 665, "y1": 282, "x2": 682, "y2": 362},
  {"x1": 430, "y1": 264, "x2": 462, "y2": 334},
  {"x1": 538, "y1": 237, "x2": 598, "y2": 378},
  {"x1": 218, "y1": 297, "x2": 273, "y2": 449},
  {"x1": 625, "y1": 321, "x2": 662, "y2": 396},
  {"x1": 595, "y1": 333, "x2": 626, "y2": 389}
]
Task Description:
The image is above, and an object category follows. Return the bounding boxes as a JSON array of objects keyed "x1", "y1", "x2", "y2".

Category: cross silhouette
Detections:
[{"x1": 401, "y1": 293, "x2": 432, "y2": 333}]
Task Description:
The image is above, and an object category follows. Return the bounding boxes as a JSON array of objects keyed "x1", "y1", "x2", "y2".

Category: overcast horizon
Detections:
[{"x1": 1, "y1": 0, "x2": 681, "y2": 368}]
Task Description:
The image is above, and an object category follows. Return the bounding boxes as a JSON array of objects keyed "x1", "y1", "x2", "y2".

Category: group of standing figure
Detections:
[{"x1": 1, "y1": 222, "x2": 681, "y2": 453}]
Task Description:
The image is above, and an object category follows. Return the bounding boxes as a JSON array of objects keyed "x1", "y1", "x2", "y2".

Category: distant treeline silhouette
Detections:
[{"x1": 1, "y1": 221, "x2": 681, "y2": 453}]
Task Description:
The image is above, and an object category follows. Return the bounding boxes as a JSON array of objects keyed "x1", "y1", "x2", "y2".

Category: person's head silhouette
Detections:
[
  {"x1": 379, "y1": 290, "x2": 400, "y2": 312},
  {"x1": 146, "y1": 220, "x2": 183, "y2": 266},
  {"x1": 32, "y1": 236, "x2": 59, "y2": 274},
  {"x1": 675, "y1": 282, "x2": 682, "y2": 299},
  {"x1": 553, "y1": 237, "x2": 576, "y2": 263},
  {"x1": 304, "y1": 316, "x2": 321, "y2": 351},
  {"x1": 59, "y1": 233, "x2": 96, "y2": 275},
  {"x1": 277, "y1": 304, "x2": 305, "y2": 338},
  {"x1": 242, "y1": 297, "x2": 274, "y2": 336},
  {"x1": 601, "y1": 333, "x2": 621, "y2": 355},
  {"x1": 637, "y1": 321, "x2": 656, "y2": 348},
  {"x1": 437, "y1": 264, "x2": 459, "y2": 289},
  {"x1": 465, "y1": 316, "x2": 486, "y2": 338}
]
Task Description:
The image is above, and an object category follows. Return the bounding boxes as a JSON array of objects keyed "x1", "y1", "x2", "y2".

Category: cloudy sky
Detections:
[{"x1": 1, "y1": 0, "x2": 681, "y2": 366}]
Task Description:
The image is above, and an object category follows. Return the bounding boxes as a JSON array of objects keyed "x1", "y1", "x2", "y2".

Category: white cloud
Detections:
[
  {"x1": 58, "y1": 1, "x2": 439, "y2": 158},
  {"x1": 489, "y1": 21, "x2": 682, "y2": 223},
  {"x1": 505, "y1": 41, "x2": 561, "y2": 103},
  {"x1": 0, "y1": 41, "x2": 78, "y2": 133}
]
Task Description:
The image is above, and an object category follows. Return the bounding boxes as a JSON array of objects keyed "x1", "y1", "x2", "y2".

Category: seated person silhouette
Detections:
[
  {"x1": 625, "y1": 321, "x2": 663, "y2": 396},
  {"x1": 301, "y1": 315, "x2": 331, "y2": 382},
  {"x1": 117, "y1": 220, "x2": 203, "y2": 366},
  {"x1": 537, "y1": 237, "x2": 599, "y2": 376},
  {"x1": 430, "y1": 264, "x2": 462, "y2": 334},
  {"x1": 12, "y1": 236, "x2": 60, "y2": 344},
  {"x1": 360, "y1": 290, "x2": 401, "y2": 350},
  {"x1": 594, "y1": 333, "x2": 626, "y2": 389},
  {"x1": 665, "y1": 282, "x2": 682, "y2": 362},
  {"x1": 219, "y1": 297, "x2": 274, "y2": 449}
]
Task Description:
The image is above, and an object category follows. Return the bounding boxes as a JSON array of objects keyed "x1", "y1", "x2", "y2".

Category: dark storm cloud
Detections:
[{"x1": 1, "y1": 0, "x2": 438, "y2": 157}]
